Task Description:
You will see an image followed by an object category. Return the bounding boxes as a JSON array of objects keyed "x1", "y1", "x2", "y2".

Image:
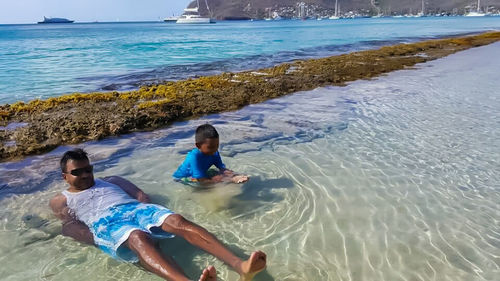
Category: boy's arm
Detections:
[
  {"x1": 189, "y1": 153, "x2": 225, "y2": 184},
  {"x1": 197, "y1": 175, "x2": 224, "y2": 184},
  {"x1": 102, "y1": 176, "x2": 151, "y2": 203},
  {"x1": 212, "y1": 152, "x2": 249, "y2": 183},
  {"x1": 197, "y1": 174, "x2": 249, "y2": 184},
  {"x1": 189, "y1": 152, "x2": 247, "y2": 184},
  {"x1": 49, "y1": 193, "x2": 95, "y2": 245},
  {"x1": 213, "y1": 151, "x2": 227, "y2": 171}
]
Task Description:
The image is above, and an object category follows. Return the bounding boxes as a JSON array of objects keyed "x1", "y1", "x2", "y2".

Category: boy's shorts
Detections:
[{"x1": 90, "y1": 202, "x2": 175, "y2": 262}]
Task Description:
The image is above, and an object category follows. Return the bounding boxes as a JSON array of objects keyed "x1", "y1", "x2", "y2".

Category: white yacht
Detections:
[{"x1": 176, "y1": 0, "x2": 215, "y2": 24}]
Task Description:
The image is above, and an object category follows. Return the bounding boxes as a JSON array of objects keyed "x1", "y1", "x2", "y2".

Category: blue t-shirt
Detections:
[{"x1": 173, "y1": 148, "x2": 226, "y2": 179}]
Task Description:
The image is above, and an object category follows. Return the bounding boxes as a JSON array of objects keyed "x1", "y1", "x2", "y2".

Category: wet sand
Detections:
[{"x1": 1, "y1": 31, "x2": 499, "y2": 161}]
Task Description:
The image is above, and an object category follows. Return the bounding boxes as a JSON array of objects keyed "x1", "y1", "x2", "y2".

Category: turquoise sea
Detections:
[
  {"x1": 1, "y1": 17, "x2": 500, "y2": 281},
  {"x1": 1, "y1": 17, "x2": 500, "y2": 104}
]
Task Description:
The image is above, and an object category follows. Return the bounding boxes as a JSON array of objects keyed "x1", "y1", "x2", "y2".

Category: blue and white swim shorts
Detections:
[{"x1": 91, "y1": 202, "x2": 175, "y2": 262}]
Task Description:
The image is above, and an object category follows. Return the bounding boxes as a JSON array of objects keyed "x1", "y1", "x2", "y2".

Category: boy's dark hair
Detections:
[
  {"x1": 60, "y1": 148, "x2": 89, "y2": 172},
  {"x1": 195, "y1": 124, "x2": 219, "y2": 144}
]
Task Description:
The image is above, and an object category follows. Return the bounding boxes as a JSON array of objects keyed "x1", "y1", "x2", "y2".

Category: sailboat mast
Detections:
[
  {"x1": 205, "y1": 0, "x2": 211, "y2": 16},
  {"x1": 477, "y1": 0, "x2": 481, "y2": 12}
]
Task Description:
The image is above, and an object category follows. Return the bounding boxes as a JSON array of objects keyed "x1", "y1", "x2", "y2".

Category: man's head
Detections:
[
  {"x1": 60, "y1": 148, "x2": 95, "y2": 190},
  {"x1": 195, "y1": 124, "x2": 219, "y2": 156}
]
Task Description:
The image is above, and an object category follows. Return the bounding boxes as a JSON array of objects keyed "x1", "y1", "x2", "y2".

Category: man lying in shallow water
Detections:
[{"x1": 49, "y1": 148, "x2": 266, "y2": 281}]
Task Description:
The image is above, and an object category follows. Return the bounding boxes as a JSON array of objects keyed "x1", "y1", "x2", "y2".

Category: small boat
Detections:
[
  {"x1": 37, "y1": 16, "x2": 74, "y2": 24},
  {"x1": 164, "y1": 15, "x2": 179, "y2": 22}
]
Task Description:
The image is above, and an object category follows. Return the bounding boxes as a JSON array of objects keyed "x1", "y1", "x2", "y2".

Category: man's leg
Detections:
[
  {"x1": 161, "y1": 214, "x2": 266, "y2": 281},
  {"x1": 126, "y1": 230, "x2": 216, "y2": 281}
]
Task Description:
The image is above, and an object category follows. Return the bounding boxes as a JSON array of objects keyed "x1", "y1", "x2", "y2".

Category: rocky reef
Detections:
[{"x1": 1, "y1": 31, "x2": 499, "y2": 161}]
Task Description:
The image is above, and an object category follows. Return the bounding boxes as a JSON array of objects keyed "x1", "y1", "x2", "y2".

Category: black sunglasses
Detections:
[{"x1": 65, "y1": 165, "x2": 93, "y2": 176}]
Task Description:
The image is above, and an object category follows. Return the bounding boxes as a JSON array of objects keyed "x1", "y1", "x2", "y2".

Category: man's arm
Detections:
[
  {"x1": 102, "y1": 176, "x2": 151, "y2": 203},
  {"x1": 49, "y1": 193, "x2": 95, "y2": 245}
]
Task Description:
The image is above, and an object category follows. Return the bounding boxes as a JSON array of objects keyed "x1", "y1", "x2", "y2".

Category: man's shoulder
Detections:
[
  {"x1": 51, "y1": 192, "x2": 67, "y2": 199},
  {"x1": 98, "y1": 176, "x2": 127, "y2": 188},
  {"x1": 100, "y1": 176, "x2": 118, "y2": 183},
  {"x1": 49, "y1": 192, "x2": 67, "y2": 210}
]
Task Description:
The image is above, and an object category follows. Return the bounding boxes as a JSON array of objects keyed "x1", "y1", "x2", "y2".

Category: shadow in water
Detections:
[
  {"x1": 226, "y1": 176, "x2": 295, "y2": 217},
  {"x1": 159, "y1": 236, "x2": 274, "y2": 281}
]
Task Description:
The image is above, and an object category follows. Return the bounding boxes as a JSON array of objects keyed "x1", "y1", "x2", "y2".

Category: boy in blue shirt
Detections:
[{"x1": 173, "y1": 124, "x2": 249, "y2": 184}]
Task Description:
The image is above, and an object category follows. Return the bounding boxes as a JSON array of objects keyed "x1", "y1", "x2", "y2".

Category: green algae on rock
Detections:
[{"x1": 1, "y1": 31, "x2": 500, "y2": 161}]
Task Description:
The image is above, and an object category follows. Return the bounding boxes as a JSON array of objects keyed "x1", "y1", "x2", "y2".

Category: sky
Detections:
[{"x1": 0, "y1": 0, "x2": 193, "y2": 24}]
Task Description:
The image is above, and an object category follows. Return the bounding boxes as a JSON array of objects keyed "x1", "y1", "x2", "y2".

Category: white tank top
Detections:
[{"x1": 62, "y1": 178, "x2": 138, "y2": 225}]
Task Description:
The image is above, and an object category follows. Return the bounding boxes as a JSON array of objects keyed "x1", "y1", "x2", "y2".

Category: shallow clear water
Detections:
[
  {"x1": 1, "y1": 40, "x2": 499, "y2": 280},
  {"x1": 1, "y1": 17, "x2": 500, "y2": 104}
]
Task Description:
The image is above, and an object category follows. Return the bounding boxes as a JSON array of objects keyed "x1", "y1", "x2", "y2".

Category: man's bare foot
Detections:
[
  {"x1": 238, "y1": 251, "x2": 267, "y2": 281},
  {"x1": 198, "y1": 265, "x2": 216, "y2": 281}
]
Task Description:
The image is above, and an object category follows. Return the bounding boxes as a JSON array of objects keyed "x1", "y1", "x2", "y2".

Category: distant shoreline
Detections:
[
  {"x1": 1, "y1": 31, "x2": 499, "y2": 161},
  {"x1": 2, "y1": 15, "x2": 500, "y2": 25}
]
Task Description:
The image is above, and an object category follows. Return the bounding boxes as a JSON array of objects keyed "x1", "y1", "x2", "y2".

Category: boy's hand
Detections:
[
  {"x1": 211, "y1": 174, "x2": 224, "y2": 182},
  {"x1": 231, "y1": 175, "x2": 249, "y2": 184},
  {"x1": 222, "y1": 169, "x2": 235, "y2": 176}
]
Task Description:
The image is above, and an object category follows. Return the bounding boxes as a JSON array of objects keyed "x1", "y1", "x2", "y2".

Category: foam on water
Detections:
[{"x1": 0, "y1": 43, "x2": 499, "y2": 280}]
